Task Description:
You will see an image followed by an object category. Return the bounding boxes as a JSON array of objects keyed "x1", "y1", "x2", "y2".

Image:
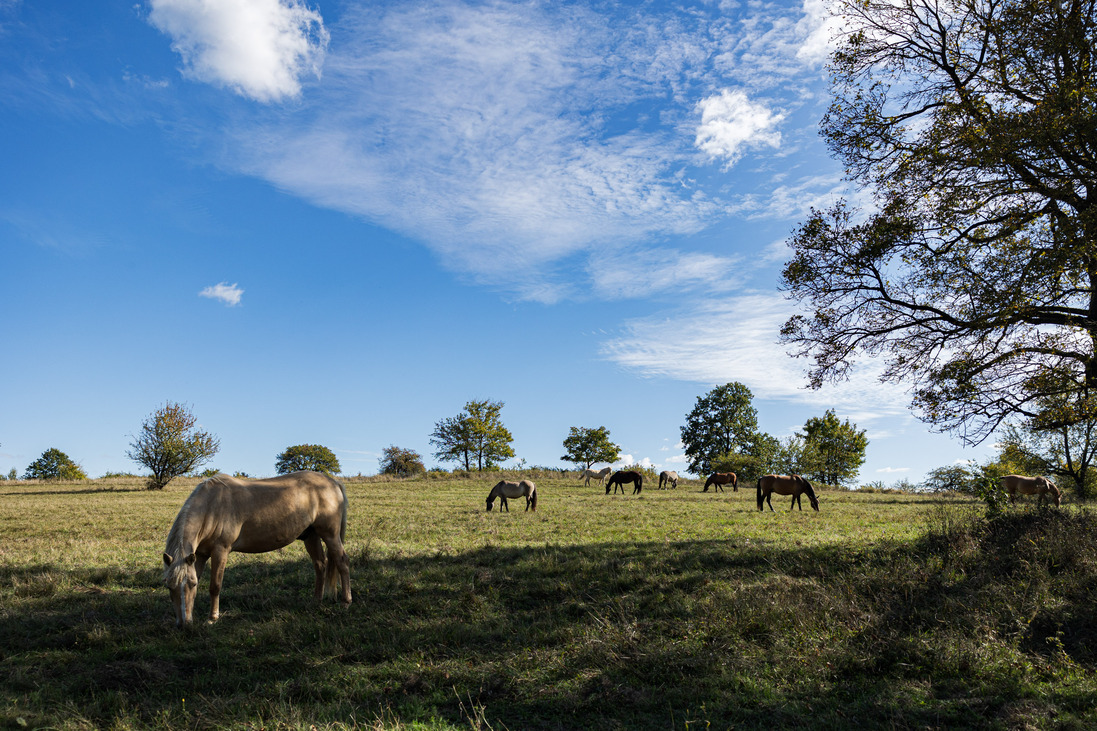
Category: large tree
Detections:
[
  {"x1": 127, "y1": 402, "x2": 220, "y2": 490},
  {"x1": 275, "y1": 444, "x2": 341, "y2": 475},
  {"x1": 561, "y1": 426, "x2": 621, "y2": 470},
  {"x1": 781, "y1": 0, "x2": 1097, "y2": 446},
  {"x1": 430, "y1": 399, "x2": 515, "y2": 471},
  {"x1": 680, "y1": 382, "x2": 761, "y2": 475},
  {"x1": 800, "y1": 410, "x2": 868, "y2": 487}
]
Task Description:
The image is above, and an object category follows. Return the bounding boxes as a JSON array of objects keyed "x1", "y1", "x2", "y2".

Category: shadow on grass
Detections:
[{"x1": 2, "y1": 512, "x2": 1097, "y2": 729}]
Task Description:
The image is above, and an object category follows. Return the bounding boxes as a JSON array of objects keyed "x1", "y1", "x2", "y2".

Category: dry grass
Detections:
[{"x1": 1, "y1": 474, "x2": 1095, "y2": 729}]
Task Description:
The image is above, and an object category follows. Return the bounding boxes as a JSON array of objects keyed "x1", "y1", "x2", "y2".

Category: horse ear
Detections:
[
  {"x1": 185, "y1": 553, "x2": 197, "y2": 566},
  {"x1": 163, "y1": 553, "x2": 173, "y2": 567}
]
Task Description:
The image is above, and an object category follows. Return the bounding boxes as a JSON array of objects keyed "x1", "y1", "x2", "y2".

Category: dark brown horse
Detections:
[
  {"x1": 606, "y1": 470, "x2": 643, "y2": 495},
  {"x1": 703, "y1": 472, "x2": 737, "y2": 492},
  {"x1": 757, "y1": 474, "x2": 818, "y2": 511}
]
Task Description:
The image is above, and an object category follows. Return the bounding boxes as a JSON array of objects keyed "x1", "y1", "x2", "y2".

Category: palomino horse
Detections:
[
  {"x1": 486, "y1": 479, "x2": 538, "y2": 512},
  {"x1": 162, "y1": 471, "x2": 351, "y2": 627},
  {"x1": 1001, "y1": 474, "x2": 1061, "y2": 508},
  {"x1": 757, "y1": 474, "x2": 819, "y2": 512},
  {"x1": 703, "y1": 472, "x2": 737, "y2": 493},
  {"x1": 580, "y1": 466, "x2": 613, "y2": 487},
  {"x1": 659, "y1": 470, "x2": 679, "y2": 489},
  {"x1": 606, "y1": 470, "x2": 643, "y2": 495}
]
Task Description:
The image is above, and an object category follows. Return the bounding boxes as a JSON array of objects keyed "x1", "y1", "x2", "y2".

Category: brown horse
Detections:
[
  {"x1": 486, "y1": 479, "x2": 538, "y2": 512},
  {"x1": 1001, "y1": 474, "x2": 1061, "y2": 508},
  {"x1": 757, "y1": 474, "x2": 818, "y2": 511},
  {"x1": 659, "y1": 470, "x2": 679, "y2": 489},
  {"x1": 606, "y1": 470, "x2": 643, "y2": 495},
  {"x1": 703, "y1": 472, "x2": 737, "y2": 492},
  {"x1": 162, "y1": 471, "x2": 351, "y2": 627}
]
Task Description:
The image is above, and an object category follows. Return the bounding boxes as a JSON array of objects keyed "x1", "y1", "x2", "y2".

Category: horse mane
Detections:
[{"x1": 162, "y1": 477, "x2": 226, "y2": 585}]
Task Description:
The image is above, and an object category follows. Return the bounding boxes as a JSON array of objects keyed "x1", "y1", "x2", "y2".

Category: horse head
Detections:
[
  {"x1": 798, "y1": 476, "x2": 820, "y2": 511},
  {"x1": 163, "y1": 550, "x2": 199, "y2": 627},
  {"x1": 1042, "y1": 477, "x2": 1062, "y2": 507}
]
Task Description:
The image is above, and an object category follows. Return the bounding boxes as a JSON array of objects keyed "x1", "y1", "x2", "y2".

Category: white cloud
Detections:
[
  {"x1": 148, "y1": 0, "x2": 328, "y2": 103},
  {"x1": 876, "y1": 466, "x2": 910, "y2": 474},
  {"x1": 694, "y1": 89, "x2": 784, "y2": 166},
  {"x1": 795, "y1": 0, "x2": 844, "y2": 65},
  {"x1": 599, "y1": 292, "x2": 911, "y2": 418},
  {"x1": 587, "y1": 249, "x2": 740, "y2": 299},
  {"x1": 199, "y1": 282, "x2": 244, "y2": 306}
]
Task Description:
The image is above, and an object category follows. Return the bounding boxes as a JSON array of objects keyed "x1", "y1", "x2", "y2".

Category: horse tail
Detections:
[
  {"x1": 325, "y1": 480, "x2": 348, "y2": 597},
  {"x1": 756, "y1": 478, "x2": 763, "y2": 510},
  {"x1": 530, "y1": 485, "x2": 538, "y2": 511}
]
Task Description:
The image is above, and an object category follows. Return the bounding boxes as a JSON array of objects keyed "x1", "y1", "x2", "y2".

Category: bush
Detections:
[
  {"x1": 23, "y1": 448, "x2": 87, "y2": 481},
  {"x1": 275, "y1": 444, "x2": 341, "y2": 475},
  {"x1": 379, "y1": 445, "x2": 426, "y2": 477}
]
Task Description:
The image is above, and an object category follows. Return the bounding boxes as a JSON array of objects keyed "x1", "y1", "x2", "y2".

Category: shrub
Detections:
[
  {"x1": 379, "y1": 445, "x2": 426, "y2": 477},
  {"x1": 275, "y1": 444, "x2": 341, "y2": 475},
  {"x1": 23, "y1": 448, "x2": 87, "y2": 481}
]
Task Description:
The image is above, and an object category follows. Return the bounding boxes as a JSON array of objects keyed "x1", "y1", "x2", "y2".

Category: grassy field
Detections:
[{"x1": 2, "y1": 472, "x2": 1096, "y2": 730}]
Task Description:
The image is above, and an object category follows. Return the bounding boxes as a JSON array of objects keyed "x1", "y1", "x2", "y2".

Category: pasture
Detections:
[{"x1": 2, "y1": 473, "x2": 1096, "y2": 730}]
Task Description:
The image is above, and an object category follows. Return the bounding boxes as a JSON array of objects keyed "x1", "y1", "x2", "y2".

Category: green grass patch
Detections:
[{"x1": 1, "y1": 475, "x2": 1095, "y2": 729}]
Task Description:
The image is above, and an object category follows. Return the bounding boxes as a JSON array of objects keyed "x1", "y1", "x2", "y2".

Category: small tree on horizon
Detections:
[
  {"x1": 430, "y1": 399, "x2": 515, "y2": 471},
  {"x1": 561, "y1": 426, "x2": 621, "y2": 470},
  {"x1": 23, "y1": 448, "x2": 87, "y2": 481},
  {"x1": 379, "y1": 445, "x2": 426, "y2": 477},
  {"x1": 127, "y1": 402, "x2": 220, "y2": 490},
  {"x1": 275, "y1": 444, "x2": 341, "y2": 475},
  {"x1": 800, "y1": 410, "x2": 867, "y2": 487}
]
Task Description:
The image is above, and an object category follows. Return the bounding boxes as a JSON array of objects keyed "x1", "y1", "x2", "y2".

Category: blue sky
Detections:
[{"x1": 1, "y1": 0, "x2": 996, "y2": 482}]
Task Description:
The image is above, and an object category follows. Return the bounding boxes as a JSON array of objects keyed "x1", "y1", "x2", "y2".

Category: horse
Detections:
[
  {"x1": 703, "y1": 472, "x2": 737, "y2": 493},
  {"x1": 486, "y1": 479, "x2": 538, "y2": 512},
  {"x1": 1001, "y1": 474, "x2": 1061, "y2": 508},
  {"x1": 659, "y1": 470, "x2": 679, "y2": 489},
  {"x1": 161, "y1": 471, "x2": 351, "y2": 627},
  {"x1": 606, "y1": 470, "x2": 643, "y2": 495},
  {"x1": 757, "y1": 474, "x2": 819, "y2": 512},
  {"x1": 580, "y1": 466, "x2": 612, "y2": 487}
]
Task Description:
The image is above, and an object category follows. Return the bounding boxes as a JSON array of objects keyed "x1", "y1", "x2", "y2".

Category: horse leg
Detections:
[
  {"x1": 715, "y1": 483, "x2": 723, "y2": 493},
  {"x1": 766, "y1": 493, "x2": 774, "y2": 512},
  {"x1": 303, "y1": 533, "x2": 327, "y2": 600},
  {"x1": 320, "y1": 532, "x2": 352, "y2": 604},
  {"x1": 790, "y1": 494, "x2": 799, "y2": 511},
  {"x1": 501, "y1": 496, "x2": 509, "y2": 511},
  {"x1": 207, "y1": 549, "x2": 230, "y2": 622}
]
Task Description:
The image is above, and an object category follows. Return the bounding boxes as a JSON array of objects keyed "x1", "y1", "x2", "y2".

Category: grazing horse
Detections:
[
  {"x1": 659, "y1": 470, "x2": 679, "y2": 489},
  {"x1": 606, "y1": 470, "x2": 643, "y2": 495},
  {"x1": 1001, "y1": 474, "x2": 1061, "y2": 508},
  {"x1": 757, "y1": 474, "x2": 819, "y2": 512},
  {"x1": 486, "y1": 479, "x2": 538, "y2": 512},
  {"x1": 703, "y1": 472, "x2": 737, "y2": 493},
  {"x1": 162, "y1": 471, "x2": 351, "y2": 627},
  {"x1": 580, "y1": 466, "x2": 613, "y2": 487}
]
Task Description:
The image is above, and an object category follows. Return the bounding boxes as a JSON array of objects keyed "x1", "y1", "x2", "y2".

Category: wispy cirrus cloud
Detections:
[
  {"x1": 599, "y1": 292, "x2": 912, "y2": 419},
  {"x1": 148, "y1": 0, "x2": 329, "y2": 103},
  {"x1": 199, "y1": 281, "x2": 244, "y2": 306},
  {"x1": 190, "y1": 0, "x2": 842, "y2": 301}
]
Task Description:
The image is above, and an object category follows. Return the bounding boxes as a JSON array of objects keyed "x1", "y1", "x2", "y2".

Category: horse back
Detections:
[{"x1": 191, "y1": 472, "x2": 346, "y2": 554}]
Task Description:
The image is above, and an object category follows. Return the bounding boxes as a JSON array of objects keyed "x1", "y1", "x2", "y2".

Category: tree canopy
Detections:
[
  {"x1": 560, "y1": 426, "x2": 621, "y2": 469},
  {"x1": 275, "y1": 444, "x2": 341, "y2": 476},
  {"x1": 23, "y1": 448, "x2": 86, "y2": 481},
  {"x1": 800, "y1": 409, "x2": 868, "y2": 487},
  {"x1": 680, "y1": 382, "x2": 762, "y2": 475},
  {"x1": 781, "y1": 0, "x2": 1097, "y2": 445},
  {"x1": 430, "y1": 399, "x2": 515, "y2": 471},
  {"x1": 378, "y1": 445, "x2": 426, "y2": 477},
  {"x1": 126, "y1": 402, "x2": 219, "y2": 490}
]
